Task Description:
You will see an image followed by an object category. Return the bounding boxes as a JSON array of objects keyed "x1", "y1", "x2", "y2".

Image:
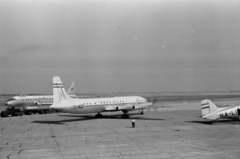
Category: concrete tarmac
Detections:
[{"x1": 1, "y1": 101, "x2": 240, "y2": 159}]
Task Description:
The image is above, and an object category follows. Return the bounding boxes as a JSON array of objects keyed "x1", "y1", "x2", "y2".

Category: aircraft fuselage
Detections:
[
  {"x1": 51, "y1": 96, "x2": 152, "y2": 114},
  {"x1": 203, "y1": 106, "x2": 240, "y2": 120},
  {"x1": 5, "y1": 96, "x2": 53, "y2": 107}
]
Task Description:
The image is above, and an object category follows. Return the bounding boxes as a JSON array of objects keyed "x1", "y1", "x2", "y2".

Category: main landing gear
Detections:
[
  {"x1": 140, "y1": 110, "x2": 144, "y2": 115},
  {"x1": 237, "y1": 109, "x2": 240, "y2": 121},
  {"x1": 122, "y1": 111, "x2": 129, "y2": 118},
  {"x1": 95, "y1": 113, "x2": 103, "y2": 118}
]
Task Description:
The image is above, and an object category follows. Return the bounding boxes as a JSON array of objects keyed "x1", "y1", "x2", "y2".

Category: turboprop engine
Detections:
[{"x1": 117, "y1": 104, "x2": 134, "y2": 110}]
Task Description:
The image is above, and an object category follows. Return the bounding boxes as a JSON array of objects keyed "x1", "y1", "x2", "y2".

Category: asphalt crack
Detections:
[
  {"x1": 18, "y1": 149, "x2": 23, "y2": 154},
  {"x1": 7, "y1": 154, "x2": 11, "y2": 159},
  {"x1": 45, "y1": 115, "x2": 64, "y2": 159}
]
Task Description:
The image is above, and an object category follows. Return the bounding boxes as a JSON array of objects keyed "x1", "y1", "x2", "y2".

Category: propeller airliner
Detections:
[
  {"x1": 201, "y1": 99, "x2": 240, "y2": 122},
  {"x1": 50, "y1": 76, "x2": 153, "y2": 118}
]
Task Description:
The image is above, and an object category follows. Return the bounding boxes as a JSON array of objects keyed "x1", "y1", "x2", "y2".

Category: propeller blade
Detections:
[
  {"x1": 144, "y1": 97, "x2": 161, "y2": 112},
  {"x1": 146, "y1": 97, "x2": 158, "y2": 105}
]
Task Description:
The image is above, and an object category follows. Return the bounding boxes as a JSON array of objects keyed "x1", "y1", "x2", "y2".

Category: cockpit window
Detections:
[{"x1": 5, "y1": 98, "x2": 16, "y2": 102}]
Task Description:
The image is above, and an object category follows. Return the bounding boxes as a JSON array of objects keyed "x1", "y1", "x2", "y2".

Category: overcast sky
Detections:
[{"x1": 0, "y1": 0, "x2": 240, "y2": 94}]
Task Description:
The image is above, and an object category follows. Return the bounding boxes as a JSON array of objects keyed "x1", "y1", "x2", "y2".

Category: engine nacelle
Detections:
[
  {"x1": 24, "y1": 106, "x2": 50, "y2": 111},
  {"x1": 24, "y1": 106, "x2": 39, "y2": 110},
  {"x1": 118, "y1": 104, "x2": 134, "y2": 110},
  {"x1": 134, "y1": 103, "x2": 152, "y2": 110}
]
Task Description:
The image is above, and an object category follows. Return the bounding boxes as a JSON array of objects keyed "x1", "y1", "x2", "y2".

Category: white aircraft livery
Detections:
[
  {"x1": 5, "y1": 82, "x2": 77, "y2": 107},
  {"x1": 201, "y1": 99, "x2": 240, "y2": 121},
  {"x1": 50, "y1": 76, "x2": 153, "y2": 118}
]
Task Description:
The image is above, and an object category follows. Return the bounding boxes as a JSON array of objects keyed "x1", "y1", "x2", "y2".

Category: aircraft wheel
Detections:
[
  {"x1": 122, "y1": 114, "x2": 129, "y2": 118},
  {"x1": 95, "y1": 113, "x2": 103, "y2": 118},
  {"x1": 122, "y1": 110, "x2": 129, "y2": 118}
]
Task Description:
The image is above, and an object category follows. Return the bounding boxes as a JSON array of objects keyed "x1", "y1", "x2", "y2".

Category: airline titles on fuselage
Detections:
[{"x1": 219, "y1": 110, "x2": 238, "y2": 118}]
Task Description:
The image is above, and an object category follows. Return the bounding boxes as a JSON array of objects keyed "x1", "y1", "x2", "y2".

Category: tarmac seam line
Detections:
[{"x1": 45, "y1": 115, "x2": 65, "y2": 159}]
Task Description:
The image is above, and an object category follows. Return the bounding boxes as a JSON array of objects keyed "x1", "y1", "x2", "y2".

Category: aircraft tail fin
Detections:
[
  {"x1": 53, "y1": 76, "x2": 70, "y2": 103},
  {"x1": 201, "y1": 99, "x2": 219, "y2": 117},
  {"x1": 67, "y1": 82, "x2": 77, "y2": 98}
]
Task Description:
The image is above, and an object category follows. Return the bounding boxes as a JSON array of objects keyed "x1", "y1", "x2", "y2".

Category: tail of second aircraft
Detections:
[
  {"x1": 67, "y1": 82, "x2": 77, "y2": 98},
  {"x1": 53, "y1": 76, "x2": 70, "y2": 103},
  {"x1": 201, "y1": 99, "x2": 219, "y2": 117}
]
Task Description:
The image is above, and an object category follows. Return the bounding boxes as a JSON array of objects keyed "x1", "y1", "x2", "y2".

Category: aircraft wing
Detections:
[
  {"x1": 40, "y1": 102, "x2": 52, "y2": 106},
  {"x1": 104, "y1": 104, "x2": 137, "y2": 111},
  {"x1": 34, "y1": 101, "x2": 52, "y2": 106}
]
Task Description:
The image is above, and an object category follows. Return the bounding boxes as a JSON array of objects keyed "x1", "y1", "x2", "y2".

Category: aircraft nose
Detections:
[{"x1": 5, "y1": 101, "x2": 16, "y2": 107}]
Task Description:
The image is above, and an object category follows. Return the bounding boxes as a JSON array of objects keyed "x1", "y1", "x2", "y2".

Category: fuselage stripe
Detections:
[
  {"x1": 201, "y1": 106, "x2": 210, "y2": 109},
  {"x1": 201, "y1": 103, "x2": 209, "y2": 107}
]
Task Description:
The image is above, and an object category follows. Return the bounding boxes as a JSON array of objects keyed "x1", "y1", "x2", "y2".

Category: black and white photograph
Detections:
[{"x1": 0, "y1": 0, "x2": 240, "y2": 158}]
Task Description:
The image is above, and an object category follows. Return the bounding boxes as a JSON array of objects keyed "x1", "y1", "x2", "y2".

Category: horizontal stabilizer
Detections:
[{"x1": 67, "y1": 82, "x2": 77, "y2": 97}]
